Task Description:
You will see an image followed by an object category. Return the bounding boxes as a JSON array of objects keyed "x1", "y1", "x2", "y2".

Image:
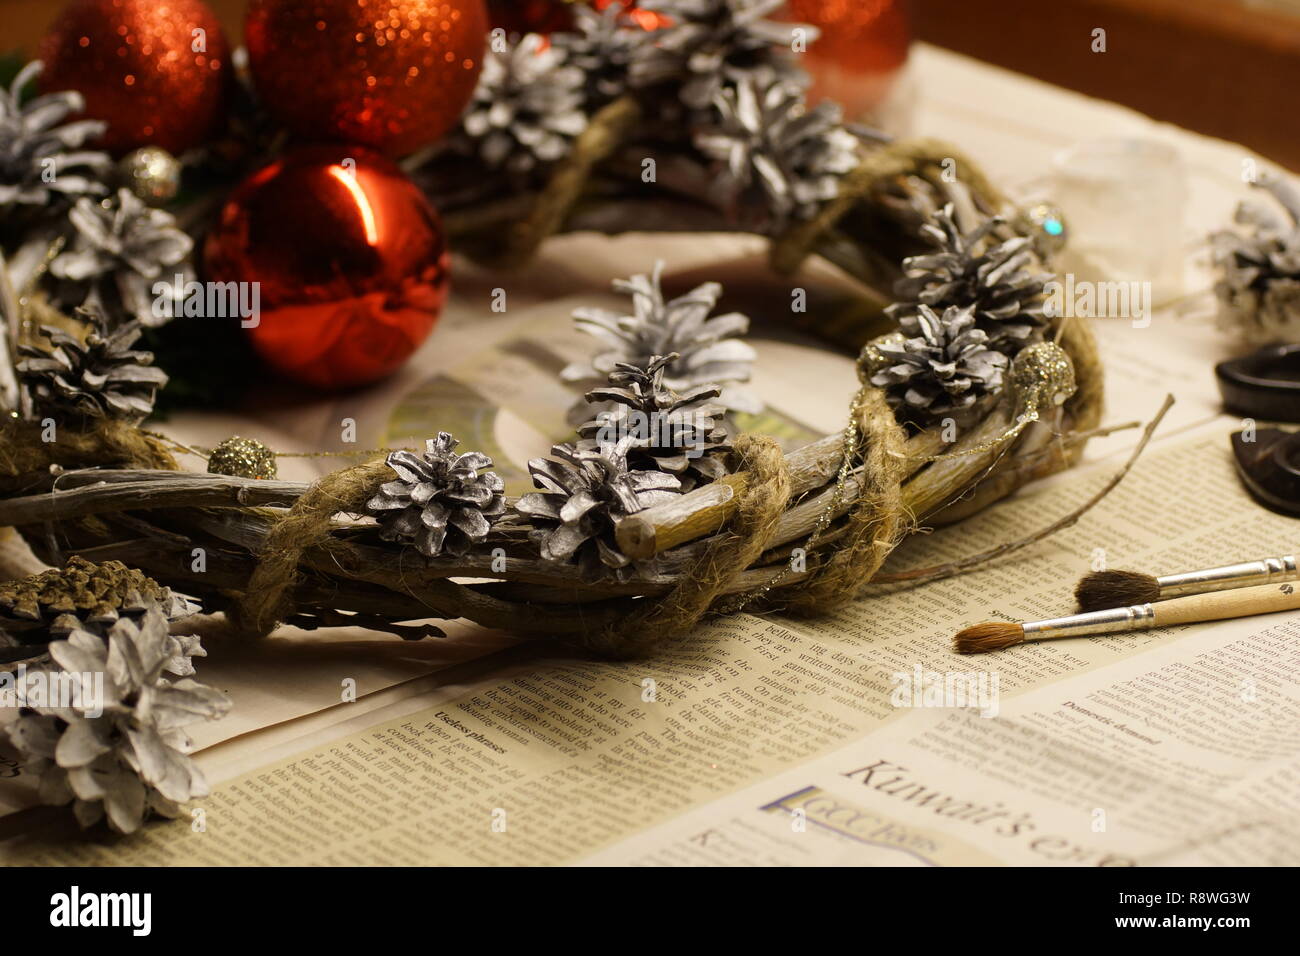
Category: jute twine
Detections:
[{"x1": 0, "y1": 119, "x2": 1099, "y2": 656}]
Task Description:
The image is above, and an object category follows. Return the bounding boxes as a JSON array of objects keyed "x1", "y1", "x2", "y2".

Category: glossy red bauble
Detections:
[
  {"x1": 39, "y1": 0, "x2": 230, "y2": 156},
  {"x1": 203, "y1": 146, "x2": 450, "y2": 390},
  {"x1": 244, "y1": 0, "x2": 489, "y2": 157}
]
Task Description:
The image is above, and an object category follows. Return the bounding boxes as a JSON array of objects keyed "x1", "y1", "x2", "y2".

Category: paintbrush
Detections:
[
  {"x1": 1074, "y1": 554, "x2": 1297, "y2": 611},
  {"x1": 954, "y1": 582, "x2": 1300, "y2": 654}
]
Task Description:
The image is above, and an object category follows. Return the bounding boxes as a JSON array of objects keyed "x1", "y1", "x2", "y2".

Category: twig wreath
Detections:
[{"x1": 0, "y1": 1, "x2": 1154, "y2": 833}]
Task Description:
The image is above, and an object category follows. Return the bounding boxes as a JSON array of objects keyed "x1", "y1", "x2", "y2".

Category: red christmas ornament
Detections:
[
  {"x1": 245, "y1": 0, "x2": 489, "y2": 157},
  {"x1": 38, "y1": 0, "x2": 230, "y2": 156},
  {"x1": 203, "y1": 146, "x2": 450, "y2": 390}
]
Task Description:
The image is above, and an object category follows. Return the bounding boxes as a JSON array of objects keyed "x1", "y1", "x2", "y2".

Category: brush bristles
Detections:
[
  {"x1": 953, "y1": 621, "x2": 1025, "y2": 654},
  {"x1": 1074, "y1": 569, "x2": 1160, "y2": 612}
]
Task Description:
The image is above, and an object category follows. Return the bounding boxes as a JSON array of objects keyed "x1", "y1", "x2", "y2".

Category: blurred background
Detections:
[{"x1": 4, "y1": 0, "x2": 1294, "y2": 168}]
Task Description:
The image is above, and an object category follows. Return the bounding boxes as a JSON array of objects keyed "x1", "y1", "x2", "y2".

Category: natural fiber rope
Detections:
[
  {"x1": 225, "y1": 456, "x2": 393, "y2": 637},
  {"x1": 0, "y1": 418, "x2": 176, "y2": 476},
  {"x1": 780, "y1": 387, "x2": 909, "y2": 614},
  {"x1": 577, "y1": 434, "x2": 791, "y2": 657},
  {"x1": 771, "y1": 138, "x2": 1008, "y2": 276}
]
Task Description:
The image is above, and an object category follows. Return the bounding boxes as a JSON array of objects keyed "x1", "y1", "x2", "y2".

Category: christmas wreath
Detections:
[{"x1": 0, "y1": 0, "x2": 1129, "y2": 834}]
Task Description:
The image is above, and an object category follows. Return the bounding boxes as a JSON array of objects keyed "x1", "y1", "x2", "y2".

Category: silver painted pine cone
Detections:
[
  {"x1": 870, "y1": 304, "x2": 1009, "y2": 421},
  {"x1": 367, "y1": 433, "x2": 506, "y2": 558},
  {"x1": 563, "y1": 261, "x2": 761, "y2": 420},
  {"x1": 516, "y1": 439, "x2": 681, "y2": 579},
  {"x1": 578, "y1": 353, "x2": 732, "y2": 489},
  {"x1": 17, "y1": 307, "x2": 168, "y2": 424},
  {"x1": 1211, "y1": 173, "x2": 1300, "y2": 345},
  {"x1": 0, "y1": 60, "x2": 111, "y2": 213},
  {"x1": 49, "y1": 187, "x2": 193, "y2": 327},
  {"x1": 457, "y1": 33, "x2": 589, "y2": 174},
  {"x1": 630, "y1": 0, "x2": 816, "y2": 111},
  {"x1": 888, "y1": 203, "x2": 1052, "y2": 352},
  {"x1": 6, "y1": 604, "x2": 230, "y2": 834},
  {"x1": 694, "y1": 71, "x2": 859, "y2": 231}
]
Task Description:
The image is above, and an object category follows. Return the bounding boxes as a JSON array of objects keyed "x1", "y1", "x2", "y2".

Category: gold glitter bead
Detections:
[
  {"x1": 116, "y1": 147, "x2": 182, "y2": 205},
  {"x1": 858, "y1": 331, "x2": 906, "y2": 384},
  {"x1": 1010, "y1": 342, "x2": 1076, "y2": 417},
  {"x1": 207, "y1": 436, "x2": 277, "y2": 480}
]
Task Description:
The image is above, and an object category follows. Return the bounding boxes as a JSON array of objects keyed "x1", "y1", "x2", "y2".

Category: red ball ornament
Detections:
[
  {"x1": 245, "y1": 0, "x2": 489, "y2": 157},
  {"x1": 38, "y1": 0, "x2": 230, "y2": 156},
  {"x1": 203, "y1": 146, "x2": 450, "y2": 390}
]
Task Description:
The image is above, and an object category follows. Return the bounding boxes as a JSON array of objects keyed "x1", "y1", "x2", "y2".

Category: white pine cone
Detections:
[
  {"x1": 694, "y1": 71, "x2": 860, "y2": 232},
  {"x1": 0, "y1": 60, "x2": 111, "y2": 213},
  {"x1": 563, "y1": 260, "x2": 761, "y2": 420},
  {"x1": 871, "y1": 304, "x2": 1009, "y2": 420},
  {"x1": 577, "y1": 353, "x2": 732, "y2": 489},
  {"x1": 456, "y1": 33, "x2": 589, "y2": 175},
  {"x1": 554, "y1": 2, "x2": 646, "y2": 103},
  {"x1": 516, "y1": 439, "x2": 680, "y2": 580},
  {"x1": 6, "y1": 604, "x2": 230, "y2": 834},
  {"x1": 630, "y1": 0, "x2": 816, "y2": 111},
  {"x1": 367, "y1": 432, "x2": 506, "y2": 558},
  {"x1": 49, "y1": 187, "x2": 194, "y2": 328},
  {"x1": 888, "y1": 203, "x2": 1052, "y2": 352},
  {"x1": 1211, "y1": 174, "x2": 1300, "y2": 345}
]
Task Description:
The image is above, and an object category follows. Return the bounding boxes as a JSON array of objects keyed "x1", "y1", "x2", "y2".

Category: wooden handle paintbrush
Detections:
[
  {"x1": 1075, "y1": 554, "x2": 1298, "y2": 612},
  {"x1": 955, "y1": 582, "x2": 1300, "y2": 654}
]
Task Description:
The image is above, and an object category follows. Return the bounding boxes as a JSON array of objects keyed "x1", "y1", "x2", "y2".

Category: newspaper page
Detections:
[{"x1": 5, "y1": 421, "x2": 1296, "y2": 865}]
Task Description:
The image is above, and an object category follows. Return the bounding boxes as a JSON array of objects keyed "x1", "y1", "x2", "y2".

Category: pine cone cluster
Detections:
[
  {"x1": 888, "y1": 203, "x2": 1051, "y2": 352},
  {"x1": 1211, "y1": 174, "x2": 1300, "y2": 344},
  {"x1": 17, "y1": 307, "x2": 168, "y2": 424},
  {"x1": 367, "y1": 433, "x2": 506, "y2": 558},
  {"x1": 563, "y1": 261, "x2": 760, "y2": 420},
  {"x1": 0, "y1": 60, "x2": 110, "y2": 214},
  {"x1": 695, "y1": 72, "x2": 860, "y2": 231},
  {"x1": 630, "y1": 0, "x2": 815, "y2": 111},
  {"x1": 456, "y1": 33, "x2": 589, "y2": 175},
  {"x1": 49, "y1": 187, "x2": 193, "y2": 327},
  {"x1": 516, "y1": 439, "x2": 681, "y2": 579},
  {"x1": 578, "y1": 354, "x2": 731, "y2": 489},
  {"x1": 6, "y1": 605, "x2": 230, "y2": 834},
  {"x1": 870, "y1": 304, "x2": 1009, "y2": 420},
  {"x1": 0, "y1": 556, "x2": 201, "y2": 673}
]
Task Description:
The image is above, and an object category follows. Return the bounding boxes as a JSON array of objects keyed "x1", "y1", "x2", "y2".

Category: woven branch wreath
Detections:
[{"x1": 0, "y1": 1, "x2": 1114, "y2": 832}]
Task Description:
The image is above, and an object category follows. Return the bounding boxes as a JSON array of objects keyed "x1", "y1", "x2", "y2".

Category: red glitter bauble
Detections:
[
  {"x1": 245, "y1": 0, "x2": 489, "y2": 157},
  {"x1": 203, "y1": 146, "x2": 450, "y2": 390},
  {"x1": 38, "y1": 0, "x2": 230, "y2": 156}
]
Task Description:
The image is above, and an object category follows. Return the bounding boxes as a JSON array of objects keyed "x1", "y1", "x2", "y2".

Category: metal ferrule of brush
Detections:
[
  {"x1": 1022, "y1": 603, "x2": 1157, "y2": 641},
  {"x1": 1157, "y1": 555, "x2": 1297, "y2": 598}
]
